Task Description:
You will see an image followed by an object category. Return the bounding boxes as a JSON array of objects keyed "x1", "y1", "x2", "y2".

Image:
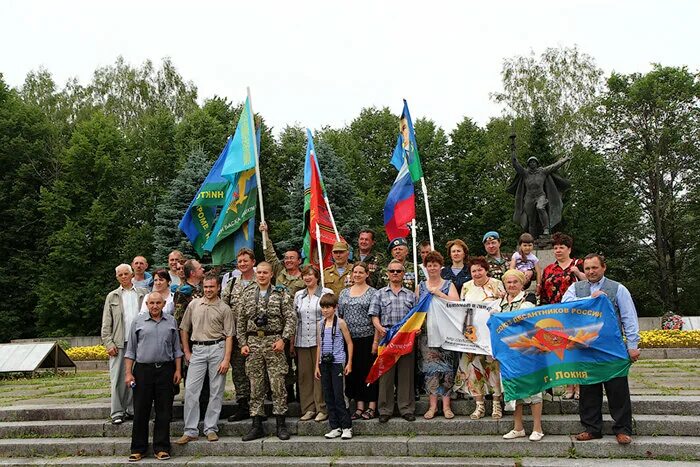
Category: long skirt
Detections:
[
  {"x1": 453, "y1": 353, "x2": 502, "y2": 397},
  {"x1": 345, "y1": 335, "x2": 378, "y2": 403},
  {"x1": 418, "y1": 333, "x2": 455, "y2": 396}
]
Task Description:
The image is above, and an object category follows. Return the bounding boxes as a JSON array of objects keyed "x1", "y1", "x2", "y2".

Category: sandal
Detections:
[
  {"x1": 128, "y1": 453, "x2": 143, "y2": 462},
  {"x1": 423, "y1": 407, "x2": 437, "y2": 420},
  {"x1": 351, "y1": 409, "x2": 364, "y2": 420},
  {"x1": 361, "y1": 408, "x2": 376, "y2": 420},
  {"x1": 443, "y1": 408, "x2": 455, "y2": 419},
  {"x1": 492, "y1": 401, "x2": 503, "y2": 419},
  {"x1": 470, "y1": 401, "x2": 485, "y2": 420},
  {"x1": 154, "y1": 451, "x2": 170, "y2": 460}
]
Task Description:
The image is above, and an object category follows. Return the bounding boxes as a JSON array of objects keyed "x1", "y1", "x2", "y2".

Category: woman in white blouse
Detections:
[
  {"x1": 139, "y1": 269, "x2": 174, "y2": 315},
  {"x1": 293, "y1": 265, "x2": 333, "y2": 422}
]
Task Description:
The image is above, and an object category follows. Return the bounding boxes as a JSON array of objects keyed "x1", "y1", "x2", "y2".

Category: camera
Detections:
[
  {"x1": 254, "y1": 314, "x2": 268, "y2": 327},
  {"x1": 321, "y1": 353, "x2": 334, "y2": 364}
]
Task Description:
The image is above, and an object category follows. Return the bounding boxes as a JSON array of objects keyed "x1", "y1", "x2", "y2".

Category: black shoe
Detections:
[
  {"x1": 378, "y1": 414, "x2": 391, "y2": 423},
  {"x1": 242, "y1": 416, "x2": 265, "y2": 441},
  {"x1": 124, "y1": 413, "x2": 134, "y2": 421},
  {"x1": 276, "y1": 415, "x2": 290, "y2": 440},
  {"x1": 402, "y1": 413, "x2": 416, "y2": 422},
  {"x1": 228, "y1": 399, "x2": 250, "y2": 422}
]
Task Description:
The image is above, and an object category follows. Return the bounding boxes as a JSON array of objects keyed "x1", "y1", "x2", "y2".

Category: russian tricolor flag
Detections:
[{"x1": 384, "y1": 136, "x2": 415, "y2": 242}]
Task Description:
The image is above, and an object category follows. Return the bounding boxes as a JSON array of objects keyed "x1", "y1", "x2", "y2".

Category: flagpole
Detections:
[
  {"x1": 420, "y1": 177, "x2": 434, "y2": 250},
  {"x1": 324, "y1": 196, "x2": 341, "y2": 242},
  {"x1": 247, "y1": 86, "x2": 268, "y2": 250},
  {"x1": 411, "y1": 218, "x2": 419, "y2": 292},
  {"x1": 316, "y1": 224, "x2": 325, "y2": 288}
]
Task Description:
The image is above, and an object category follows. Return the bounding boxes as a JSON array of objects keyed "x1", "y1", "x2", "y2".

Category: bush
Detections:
[
  {"x1": 65, "y1": 345, "x2": 109, "y2": 361},
  {"x1": 639, "y1": 330, "x2": 700, "y2": 348}
]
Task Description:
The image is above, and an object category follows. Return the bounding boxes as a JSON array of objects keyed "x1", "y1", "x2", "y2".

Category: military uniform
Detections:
[
  {"x1": 358, "y1": 250, "x2": 385, "y2": 289},
  {"x1": 173, "y1": 282, "x2": 203, "y2": 325},
  {"x1": 486, "y1": 254, "x2": 511, "y2": 282},
  {"x1": 264, "y1": 237, "x2": 305, "y2": 296},
  {"x1": 323, "y1": 264, "x2": 353, "y2": 296},
  {"x1": 222, "y1": 276, "x2": 257, "y2": 404},
  {"x1": 236, "y1": 284, "x2": 296, "y2": 417}
]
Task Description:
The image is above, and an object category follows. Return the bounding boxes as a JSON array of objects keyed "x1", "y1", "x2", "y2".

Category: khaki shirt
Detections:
[
  {"x1": 323, "y1": 264, "x2": 353, "y2": 297},
  {"x1": 264, "y1": 237, "x2": 304, "y2": 295},
  {"x1": 180, "y1": 297, "x2": 234, "y2": 342}
]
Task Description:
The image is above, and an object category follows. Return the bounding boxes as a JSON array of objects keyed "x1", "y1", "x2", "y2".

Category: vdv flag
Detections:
[
  {"x1": 383, "y1": 145, "x2": 415, "y2": 242},
  {"x1": 178, "y1": 139, "x2": 232, "y2": 256},
  {"x1": 390, "y1": 100, "x2": 423, "y2": 182},
  {"x1": 366, "y1": 293, "x2": 432, "y2": 385},
  {"x1": 488, "y1": 296, "x2": 632, "y2": 402}
]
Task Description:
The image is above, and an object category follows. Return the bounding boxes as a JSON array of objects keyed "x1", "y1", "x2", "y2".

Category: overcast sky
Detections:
[{"x1": 3, "y1": 0, "x2": 698, "y2": 135}]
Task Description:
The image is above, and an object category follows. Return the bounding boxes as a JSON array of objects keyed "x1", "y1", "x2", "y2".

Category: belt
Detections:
[
  {"x1": 246, "y1": 330, "x2": 282, "y2": 337},
  {"x1": 191, "y1": 338, "x2": 225, "y2": 346},
  {"x1": 138, "y1": 361, "x2": 173, "y2": 368}
]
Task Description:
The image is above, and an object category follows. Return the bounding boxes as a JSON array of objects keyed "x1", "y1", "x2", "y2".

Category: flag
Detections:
[
  {"x1": 427, "y1": 297, "x2": 499, "y2": 354},
  {"x1": 302, "y1": 129, "x2": 341, "y2": 268},
  {"x1": 390, "y1": 99, "x2": 423, "y2": 182},
  {"x1": 202, "y1": 98, "x2": 259, "y2": 264},
  {"x1": 383, "y1": 147, "x2": 415, "y2": 242},
  {"x1": 178, "y1": 139, "x2": 232, "y2": 256},
  {"x1": 488, "y1": 296, "x2": 632, "y2": 401},
  {"x1": 366, "y1": 293, "x2": 432, "y2": 385}
]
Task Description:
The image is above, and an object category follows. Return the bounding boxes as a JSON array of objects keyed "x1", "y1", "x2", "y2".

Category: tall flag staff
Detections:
[{"x1": 248, "y1": 87, "x2": 268, "y2": 250}]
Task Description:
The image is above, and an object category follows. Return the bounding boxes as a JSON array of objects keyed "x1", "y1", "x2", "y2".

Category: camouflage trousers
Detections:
[
  {"x1": 231, "y1": 339, "x2": 250, "y2": 402},
  {"x1": 246, "y1": 335, "x2": 288, "y2": 416}
]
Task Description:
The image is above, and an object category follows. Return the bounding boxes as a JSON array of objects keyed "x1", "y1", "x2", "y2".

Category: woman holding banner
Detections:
[
  {"x1": 338, "y1": 262, "x2": 378, "y2": 420},
  {"x1": 499, "y1": 269, "x2": 545, "y2": 441},
  {"x1": 455, "y1": 257, "x2": 505, "y2": 419},
  {"x1": 418, "y1": 251, "x2": 460, "y2": 419}
]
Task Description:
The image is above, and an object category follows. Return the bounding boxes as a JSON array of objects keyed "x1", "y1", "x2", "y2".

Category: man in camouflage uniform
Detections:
[
  {"x1": 221, "y1": 248, "x2": 257, "y2": 422},
  {"x1": 381, "y1": 238, "x2": 425, "y2": 293},
  {"x1": 482, "y1": 231, "x2": 511, "y2": 282},
  {"x1": 237, "y1": 262, "x2": 297, "y2": 441},
  {"x1": 356, "y1": 229, "x2": 384, "y2": 288},
  {"x1": 323, "y1": 241, "x2": 353, "y2": 296}
]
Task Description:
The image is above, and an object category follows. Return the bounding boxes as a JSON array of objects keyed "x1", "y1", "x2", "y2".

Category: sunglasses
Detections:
[{"x1": 387, "y1": 269, "x2": 404, "y2": 274}]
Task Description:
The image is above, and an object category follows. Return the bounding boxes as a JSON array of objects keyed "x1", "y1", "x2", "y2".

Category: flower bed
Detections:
[
  {"x1": 639, "y1": 330, "x2": 700, "y2": 348},
  {"x1": 65, "y1": 345, "x2": 109, "y2": 361}
]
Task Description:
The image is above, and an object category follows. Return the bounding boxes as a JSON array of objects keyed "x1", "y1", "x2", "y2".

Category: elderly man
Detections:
[
  {"x1": 482, "y1": 231, "x2": 510, "y2": 282},
  {"x1": 176, "y1": 273, "x2": 234, "y2": 445},
  {"x1": 382, "y1": 238, "x2": 424, "y2": 292},
  {"x1": 357, "y1": 229, "x2": 384, "y2": 288},
  {"x1": 167, "y1": 250, "x2": 184, "y2": 286},
  {"x1": 124, "y1": 292, "x2": 183, "y2": 462},
  {"x1": 131, "y1": 256, "x2": 153, "y2": 290},
  {"x1": 101, "y1": 264, "x2": 148, "y2": 425},
  {"x1": 259, "y1": 221, "x2": 304, "y2": 295},
  {"x1": 238, "y1": 262, "x2": 296, "y2": 441},
  {"x1": 562, "y1": 253, "x2": 640, "y2": 445},
  {"x1": 323, "y1": 241, "x2": 353, "y2": 296},
  {"x1": 369, "y1": 259, "x2": 417, "y2": 423},
  {"x1": 222, "y1": 247, "x2": 257, "y2": 422}
]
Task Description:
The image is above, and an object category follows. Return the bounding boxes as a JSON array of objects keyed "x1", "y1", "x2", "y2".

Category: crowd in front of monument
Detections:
[{"x1": 101, "y1": 225, "x2": 640, "y2": 462}]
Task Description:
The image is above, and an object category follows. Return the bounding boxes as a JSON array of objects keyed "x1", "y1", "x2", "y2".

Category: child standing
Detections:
[
  {"x1": 315, "y1": 293, "x2": 354, "y2": 439},
  {"x1": 509, "y1": 233, "x2": 542, "y2": 293}
]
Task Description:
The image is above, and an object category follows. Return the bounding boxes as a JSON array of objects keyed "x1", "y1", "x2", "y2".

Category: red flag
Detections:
[{"x1": 307, "y1": 152, "x2": 344, "y2": 268}]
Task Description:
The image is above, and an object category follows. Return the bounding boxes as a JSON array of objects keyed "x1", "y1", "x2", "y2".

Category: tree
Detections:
[
  {"x1": 599, "y1": 65, "x2": 700, "y2": 313},
  {"x1": 492, "y1": 46, "x2": 604, "y2": 155}
]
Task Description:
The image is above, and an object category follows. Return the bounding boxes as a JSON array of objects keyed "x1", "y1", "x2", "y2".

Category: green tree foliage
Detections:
[{"x1": 599, "y1": 65, "x2": 700, "y2": 314}]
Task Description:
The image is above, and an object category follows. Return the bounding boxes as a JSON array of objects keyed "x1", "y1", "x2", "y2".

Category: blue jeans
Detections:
[{"x1": 320, "y1": 362, "x2": 351, "y2": 429}]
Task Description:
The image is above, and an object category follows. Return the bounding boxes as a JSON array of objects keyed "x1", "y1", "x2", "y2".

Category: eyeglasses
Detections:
[{"x1": 387, "y1": 269, "x2": 404, "y2": 274}]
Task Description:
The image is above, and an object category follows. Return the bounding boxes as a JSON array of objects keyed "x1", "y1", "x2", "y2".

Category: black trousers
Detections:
[
  {"x1": 579, "y1": 375, "x2": 633, "y2": 436},
  {"x1": 320, "y1": 362, "x2": 351, "y2": 430},
  {"x1": 131, "y1": 362, "x2": 175, "y2": 455}
]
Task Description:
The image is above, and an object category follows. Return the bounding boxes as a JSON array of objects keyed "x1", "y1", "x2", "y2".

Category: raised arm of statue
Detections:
[
  {"x1": 510, "y1": 134, "x2": 526, "y2": 175},
  {"x1": 542, "y1": 155, "x2": 573, "y2": 174}
]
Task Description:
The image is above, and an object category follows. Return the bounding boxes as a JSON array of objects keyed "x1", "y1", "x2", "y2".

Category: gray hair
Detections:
[{"x1": 115, "y1": 263, "x2": 133, "y2": 274}]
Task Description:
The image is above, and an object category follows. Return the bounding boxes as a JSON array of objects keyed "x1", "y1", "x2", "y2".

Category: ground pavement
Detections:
[{"x1": 0, "y1": 359, "x2": 698, "y2": 465}]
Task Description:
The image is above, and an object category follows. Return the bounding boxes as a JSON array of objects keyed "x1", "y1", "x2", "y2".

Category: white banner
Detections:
[{"x1": 427, "y1": 297, "x2": 499, "y2": 355}]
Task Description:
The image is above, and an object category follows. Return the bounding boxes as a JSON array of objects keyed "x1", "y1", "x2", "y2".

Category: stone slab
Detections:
[
  {"x1": 407, "y1": 434, "x2": 573, "y2": 457},
  {"x1": 572, "y1": 434, "x2": 700, "y2": 460},
  {"x1": 261, "y1": 435, "x2": 409, "y2": 457}
]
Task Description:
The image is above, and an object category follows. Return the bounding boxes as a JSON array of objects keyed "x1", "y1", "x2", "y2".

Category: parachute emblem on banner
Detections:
[{"x1": 501, "y1": 319, "x2": 603, "y2": 360}]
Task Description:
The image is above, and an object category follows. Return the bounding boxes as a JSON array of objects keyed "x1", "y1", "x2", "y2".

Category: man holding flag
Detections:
[{"x1": 368, "y1": 259, "x2": 417, "y2": 423}]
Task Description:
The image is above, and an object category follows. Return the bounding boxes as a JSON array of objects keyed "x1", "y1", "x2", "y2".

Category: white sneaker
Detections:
[
  {"x1": 324, "y1": 428, "x2": 342, "y2": 439},
  {"x1": 341, "y1": 428, "x2": 353, "y2": 439},
  {"x1": 529, "y1": 431, "x2": 545, "y2": 441},
  {"x1": 503, "y1": 429, "x2": 527, "y2": 439}
]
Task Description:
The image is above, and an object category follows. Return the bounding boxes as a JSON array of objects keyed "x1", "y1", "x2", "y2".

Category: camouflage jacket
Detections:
[
  {"x1": 236, "y1": 284, "x2": 296, "y2": 347},
  {"x1": 173, "y1": 282, "x2": 203, "y2": 325},
  {"x1": 222, "y1": 276, "x2": 257, "y2": 322}
]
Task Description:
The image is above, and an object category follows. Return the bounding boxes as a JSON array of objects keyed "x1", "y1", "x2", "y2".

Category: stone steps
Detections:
[
  {"x1": 0, "y1": 435, "x2": 698, "y2": 460},
  {"x1": 1, "y1": 456, "x2": 698, "y2": 466},
  {"x1": 2, "y1": 395, "x2": 698, "y2": 422},
  {"x1": 1, "y1": 414, "x2": 698, "y2": 438}
]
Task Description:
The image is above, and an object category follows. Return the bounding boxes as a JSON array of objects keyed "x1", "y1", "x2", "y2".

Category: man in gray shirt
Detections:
[{"x1": 124, "y1": 292, "x2": 183, "y2": 461}]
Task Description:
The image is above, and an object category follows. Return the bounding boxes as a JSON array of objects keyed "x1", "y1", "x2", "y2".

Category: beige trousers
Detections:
[{"x1": 296, "y1": 346, "x2": 326, "y2": 414}]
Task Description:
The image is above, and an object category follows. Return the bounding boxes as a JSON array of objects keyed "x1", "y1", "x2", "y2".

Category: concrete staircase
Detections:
[{"x1": 0, "y1": 397, "x2": 698, "y2": 466}]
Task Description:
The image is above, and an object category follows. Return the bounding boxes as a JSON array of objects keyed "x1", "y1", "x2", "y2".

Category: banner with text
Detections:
[{"x1": 427, "y1": 297, "x2": 499, "y2": 355}]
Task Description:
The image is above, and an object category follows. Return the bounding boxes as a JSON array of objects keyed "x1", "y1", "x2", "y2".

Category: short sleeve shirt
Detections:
[{"x1": 180, "y1": 297, "x2": 234, "y2": 341}]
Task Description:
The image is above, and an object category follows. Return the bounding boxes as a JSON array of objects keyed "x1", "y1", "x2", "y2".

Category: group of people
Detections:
[{"x1": 101, "y1": 226, "x2": 640, "y2": 462}]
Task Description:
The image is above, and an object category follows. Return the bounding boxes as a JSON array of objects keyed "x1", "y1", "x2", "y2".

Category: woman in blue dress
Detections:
[{"x1": 418, "y1": 251, "x2": 460, "y2": 419}]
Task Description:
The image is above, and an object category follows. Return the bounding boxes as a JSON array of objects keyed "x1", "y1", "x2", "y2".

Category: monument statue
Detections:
[{"x1": 507, "y1": 132, "x2": 572, "y2": 238}]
